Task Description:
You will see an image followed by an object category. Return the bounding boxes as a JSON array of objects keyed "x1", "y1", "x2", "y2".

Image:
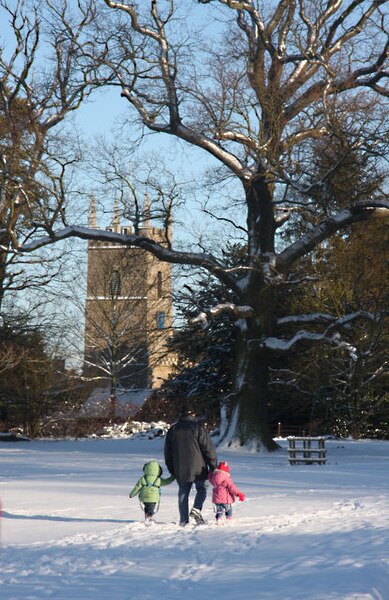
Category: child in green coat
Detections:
[{"x1": 129, "y1": 460, "x2": 175, "y2": 524}]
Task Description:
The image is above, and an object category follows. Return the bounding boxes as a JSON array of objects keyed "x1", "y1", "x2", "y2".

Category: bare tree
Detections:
[
  {"x1": 0, "y1": 0, "x2": 106, "y2": 310},
  {"x1": 83, "y1": 246, "x2": 151, "y2": 413},
  {"x1": 11, "y1": 0, "x2": 389, "y2": 449}
]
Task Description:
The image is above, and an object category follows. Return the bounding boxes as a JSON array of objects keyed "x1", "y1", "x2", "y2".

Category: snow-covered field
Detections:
[{"x1": 1, "y1": 436, "x2": 388, "y2": 600}]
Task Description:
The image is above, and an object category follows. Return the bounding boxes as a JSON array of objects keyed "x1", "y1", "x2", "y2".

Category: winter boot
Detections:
[{"x1": 189, "y1": 507, "x2": 205, "y2": 525}]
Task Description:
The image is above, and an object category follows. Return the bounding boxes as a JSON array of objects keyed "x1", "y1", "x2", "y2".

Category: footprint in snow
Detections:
[{"x1": 169, "y1": 561, "x2": 216, "y2": 582}]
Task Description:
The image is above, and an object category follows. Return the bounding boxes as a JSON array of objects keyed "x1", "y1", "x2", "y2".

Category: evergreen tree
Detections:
[
  {"x1": 155, "y1": 244, "x2": 245, "y2": 424},
  {"x1": 0, "y1": 313, "x2": 73, "y2": 436},
  {"x1": 271, "y1": 135, "x2": 388, "y2": 438}
]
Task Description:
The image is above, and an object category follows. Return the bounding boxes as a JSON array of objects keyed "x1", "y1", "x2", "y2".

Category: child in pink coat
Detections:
[{"x1": 208, "y1": 461, "x2": 246, "y2": 524}]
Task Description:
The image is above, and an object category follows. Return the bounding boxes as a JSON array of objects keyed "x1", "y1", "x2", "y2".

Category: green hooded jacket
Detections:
[{"x1": 129, "y1": 460, "x2": 175, "y2": 503}]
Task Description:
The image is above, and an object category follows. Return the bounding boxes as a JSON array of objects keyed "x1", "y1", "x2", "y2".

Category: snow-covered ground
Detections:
[{"x1": 1, "y1": 436, "x2": 388, "y2": 600}]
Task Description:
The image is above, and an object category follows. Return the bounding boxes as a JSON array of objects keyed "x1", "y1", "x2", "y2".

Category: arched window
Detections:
[{"x1": 110, "y1": 269, "x2": 121, "y2": 297}]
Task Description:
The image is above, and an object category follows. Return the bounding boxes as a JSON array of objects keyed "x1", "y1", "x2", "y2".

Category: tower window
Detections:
[
  {"x1": 157, "y1": 271, "x2": 163, "y2": 298},
  {"x1": 110, "y1": 269, "x2": 121, "y2": 297},
  {"x1": 156, "y1": 312, "x2": 166, "y2": 329}
]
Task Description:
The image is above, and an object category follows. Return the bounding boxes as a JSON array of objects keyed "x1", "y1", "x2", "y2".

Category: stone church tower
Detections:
[{"x1": 84, "y1": 195, "x2": 175, "y2": 391}]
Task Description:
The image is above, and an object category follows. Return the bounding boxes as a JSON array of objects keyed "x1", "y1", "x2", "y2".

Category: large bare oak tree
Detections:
[{"x1": 9, "y1": 0, "x2": 389, "y2": 449}]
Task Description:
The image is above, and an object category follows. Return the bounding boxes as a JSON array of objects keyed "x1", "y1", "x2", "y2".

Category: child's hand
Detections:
[{"x1": 238, "y1": 493, "x2": 246, "y2": 502}]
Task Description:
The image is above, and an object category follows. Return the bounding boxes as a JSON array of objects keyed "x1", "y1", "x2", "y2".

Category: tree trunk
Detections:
[
  {"x1": 0, "y1": 233, "x2": 9, "y2": 313},
  {"x1": 218, "y1": 175, "x2": 280, "y2": 451},
  {"x1": 349, "y1": 386, "x2": 362, "y2": 440},
  {"x1": 109, "y1": 375, "x2": 117, "y2": 421},
  {"x1": 220, "y1": 315, "x2": 280, "y2": 451}
]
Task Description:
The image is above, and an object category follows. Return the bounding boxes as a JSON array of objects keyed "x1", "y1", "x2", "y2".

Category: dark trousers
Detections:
[
  {"x1": 143, "y1": 502, "x2": 157, "y2": 518},
  {"x1": 178, "y1": 480, "x2": 206, "y2": 524}
]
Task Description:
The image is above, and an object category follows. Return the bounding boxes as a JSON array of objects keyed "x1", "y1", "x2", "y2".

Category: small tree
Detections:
[{"x1": 83, "y1": 246, "x2": 151, "y2": 411}]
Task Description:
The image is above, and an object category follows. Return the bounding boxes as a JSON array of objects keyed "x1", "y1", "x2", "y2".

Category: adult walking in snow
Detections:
[{"x1": 164, "y1": 408, "x2": 217, "y2": 526}]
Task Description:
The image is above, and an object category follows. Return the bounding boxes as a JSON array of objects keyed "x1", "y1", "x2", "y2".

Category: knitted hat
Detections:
[{"x1": 217, "y1": 461, "x2": 230, "y2": 473}]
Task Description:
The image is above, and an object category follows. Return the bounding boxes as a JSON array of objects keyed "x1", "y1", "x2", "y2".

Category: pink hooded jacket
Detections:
[{"x1": 208, "y1": 468, "x2": 242, "y2": 504}]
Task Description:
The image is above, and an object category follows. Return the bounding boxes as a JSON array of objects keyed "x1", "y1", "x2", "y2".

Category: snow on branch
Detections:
[
  {"x1": 263, "y1": 330, "x2": 330, "y2": 352},
  {"x1": 277, "y1": 310, "x2": 379, "y2": 327},
  {"x1": 332, "y1": 311, "x2": 382, "y2": 326},
  {"x1": 263, "y1": 330, "x2": 357, "y2": 355},
  {"x1": 277, "y1": 313, "x2": 335, "y2": 326},
  {"x1": 191, "y1": 303, "x2": 254, "y2": 328},
  {"x1": 277, "y1": 201, "x2": 389, "y2": 270},
  {"x1": 330, "y1": 333, "x2": 358, "y2": 361},
  {"x1": 264, "y1": 310, "x2": 382, "y2": 353}
]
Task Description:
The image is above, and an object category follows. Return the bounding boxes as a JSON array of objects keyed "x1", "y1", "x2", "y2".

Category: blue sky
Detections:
[{"x1": 75, "y1": 87, "x2": 127, "y2": 139}]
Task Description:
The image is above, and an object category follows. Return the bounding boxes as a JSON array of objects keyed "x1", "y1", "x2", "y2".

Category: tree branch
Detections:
[
  {"x1": 18, "y1": 225, "x2": 240, "y2": 292},
  {"x1": 277, "y1": 201, "x2": 389, "y2": 271}
]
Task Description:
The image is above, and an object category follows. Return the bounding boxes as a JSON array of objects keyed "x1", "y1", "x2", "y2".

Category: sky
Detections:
[{"x1": 1, "y1": 433, "x2": 388, "y2": 600}]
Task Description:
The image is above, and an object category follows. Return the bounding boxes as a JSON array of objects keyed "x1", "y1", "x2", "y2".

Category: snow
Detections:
[
  {"x1": 264, "y1": 330, "x2": 327, "y2": 351},
  {"x1": 82, "y1": 386, "x2": 152, "y2": 418},
  {"x1": 1, "y1": 437, "x2": 388, "y2": 600},
  {"x1": 277, "y1": 313, "x2": 335, "y2": 325}
]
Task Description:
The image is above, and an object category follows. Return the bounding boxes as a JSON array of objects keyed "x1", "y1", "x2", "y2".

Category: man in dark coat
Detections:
[{"x1": 164, "y1": 409, "x2": 217, "y2": 526}]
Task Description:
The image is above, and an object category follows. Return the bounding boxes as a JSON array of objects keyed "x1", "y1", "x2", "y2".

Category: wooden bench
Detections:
[{"x1": 287, "y1": 436, "x2": 326, "y2": 465}]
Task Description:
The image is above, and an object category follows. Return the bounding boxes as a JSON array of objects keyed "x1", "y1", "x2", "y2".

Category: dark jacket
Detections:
[{"x1": 164, "y1": 415, "x2": 217, "y2": 483}]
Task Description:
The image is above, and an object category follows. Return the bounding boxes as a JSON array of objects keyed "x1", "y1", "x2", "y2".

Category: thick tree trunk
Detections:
[
  {"x1": 349, "y1": 385, "x2": 363, "y2": 440},
  {"x1": 220, "y1": 315, "x2": 280, "y2": 451},
  {"x1": 0, "y1": 234, "x2": 9, "y2": 313},
  {"x1": 218, "y1": 175, "x2": 280, "y2": 451}
]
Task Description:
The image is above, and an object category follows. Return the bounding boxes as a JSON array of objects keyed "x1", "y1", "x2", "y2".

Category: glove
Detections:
[{"x1": 238, "y1": 493, "x2": 246, "y2": 502}]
